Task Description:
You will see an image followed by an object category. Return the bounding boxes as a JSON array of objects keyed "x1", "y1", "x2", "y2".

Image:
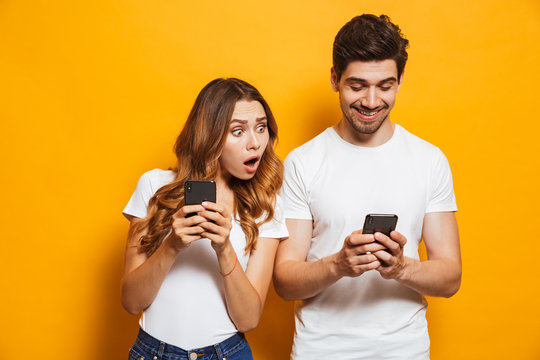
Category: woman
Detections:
[{"x1": 122, "y1": 78, "x2": 288, "y2": 360}]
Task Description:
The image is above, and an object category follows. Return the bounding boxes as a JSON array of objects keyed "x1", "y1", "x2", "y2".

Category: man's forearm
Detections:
[
  {"x1": 274, "y1": 254, "x2": 341, "y2": 301},
  {"x1": 396, "y1": 257, "x2": 461, "y2": 297}
]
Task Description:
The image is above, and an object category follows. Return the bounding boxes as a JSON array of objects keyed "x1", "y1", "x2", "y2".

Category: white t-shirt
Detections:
[
  {"x1": 123, "y1": 169, "x2": 289, "y2": 349},
  {"x1": 281, "y1": 125, "x2": 457, "y2": 359}
]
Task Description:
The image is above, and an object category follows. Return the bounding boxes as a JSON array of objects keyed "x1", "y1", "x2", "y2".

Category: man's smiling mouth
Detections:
[
  {"x1": 358, "y1": 109, "x2": 378, "y2": 116},
  {"x1": 352, "y1": 106, "x2": 382, "y2": 119},
  {"x1": 351, "y1": 103, "x2": 389, "y2": 120}
]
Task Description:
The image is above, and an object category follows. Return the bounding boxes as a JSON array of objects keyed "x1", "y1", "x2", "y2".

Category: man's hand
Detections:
[
  {"x1": 334, "y1": 230, "x2": 386, "y2": 277},
  {"x1": 372, "y1": 231, "x2": 408, "y2": 279}
]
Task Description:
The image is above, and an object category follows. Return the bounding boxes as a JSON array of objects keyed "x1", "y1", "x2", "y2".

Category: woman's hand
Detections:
[
  {"x1": 168, "y1": 204, "x2": 206, "y2": 252},
  {"x1": 197, "y1": 201, "x2": 233, "y2": 253}
]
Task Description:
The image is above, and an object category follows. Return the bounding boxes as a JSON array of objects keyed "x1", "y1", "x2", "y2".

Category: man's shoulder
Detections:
[
  {"x1": 283, "y1": 128, "x2": 334, "y2": 185},
  {"x1": 286, "y1": 128, "x2": 334, "y2": 162},
  {"x1": 397, "y1": 125, "x2": 445, "y2": 158}
]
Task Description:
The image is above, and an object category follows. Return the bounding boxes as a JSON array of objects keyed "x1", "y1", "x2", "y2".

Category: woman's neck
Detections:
[{"x1": 215, "y1": 175, "x2": 235, "y2": 213}]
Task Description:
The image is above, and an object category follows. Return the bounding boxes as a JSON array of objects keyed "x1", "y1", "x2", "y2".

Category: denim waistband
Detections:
[{"x1": 134, "y1": 328, "x2": 247, "y2": 360}]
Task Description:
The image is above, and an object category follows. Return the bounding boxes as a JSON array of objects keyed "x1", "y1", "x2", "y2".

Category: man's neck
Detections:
[{"x1": 334, "y1": 119, "x2": 396, "y2": 147}]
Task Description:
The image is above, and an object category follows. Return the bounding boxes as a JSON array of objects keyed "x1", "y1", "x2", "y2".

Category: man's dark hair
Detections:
[{"x1": 333, "y1": 14, "x2": 409, "y2": 82}]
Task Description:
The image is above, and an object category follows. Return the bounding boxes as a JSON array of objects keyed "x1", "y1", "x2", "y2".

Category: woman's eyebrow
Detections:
[{"x1": 230, "y1": 117, "x2": 267, "y2": 124}]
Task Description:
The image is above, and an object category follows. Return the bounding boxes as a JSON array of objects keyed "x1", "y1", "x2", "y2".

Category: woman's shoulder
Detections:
[
  {"x1": 139, "y1": 168, "x2": 176, "y2": 192},
  {"x1": 123, "y1": 169, "x2": 176, "y2": 219}
]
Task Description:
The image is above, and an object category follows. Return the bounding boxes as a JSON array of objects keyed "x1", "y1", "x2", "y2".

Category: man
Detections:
[{"x1": 274, "y1": 14, "x2": 462, "y2": 359}]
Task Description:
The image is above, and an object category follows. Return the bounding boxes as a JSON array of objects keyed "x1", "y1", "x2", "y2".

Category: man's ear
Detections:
[
  {"x1": 397, "y1": 72, "x2": 404, "y2": 92},
  {"x1": 330, "y1": 67, "x2": 339, "y2": 92}
]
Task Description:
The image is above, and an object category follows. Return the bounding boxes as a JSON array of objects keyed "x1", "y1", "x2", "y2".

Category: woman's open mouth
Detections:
[{"x1": 243, "y1": 156, "x2": 260, "y2": 172}]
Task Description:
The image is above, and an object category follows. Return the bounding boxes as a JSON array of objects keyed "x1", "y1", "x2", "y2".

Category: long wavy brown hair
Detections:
[{"x1": 130, "y1": 78, "x2": 283, "y2": 257}]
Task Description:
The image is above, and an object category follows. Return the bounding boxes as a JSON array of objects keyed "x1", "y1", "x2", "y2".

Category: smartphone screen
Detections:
[{"x1": 362, "y1": 214, "x2": 398, "y2": 236}]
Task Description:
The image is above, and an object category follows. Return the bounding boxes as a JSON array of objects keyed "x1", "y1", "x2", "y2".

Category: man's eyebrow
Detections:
[{"x1": 346, "y1": 76, "x2": 397, "y2": 84}]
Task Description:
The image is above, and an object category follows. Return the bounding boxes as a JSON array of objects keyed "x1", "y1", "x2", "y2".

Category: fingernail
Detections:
[{"x1": 201, "y1": 202, "x2": 207, "y2": 207}]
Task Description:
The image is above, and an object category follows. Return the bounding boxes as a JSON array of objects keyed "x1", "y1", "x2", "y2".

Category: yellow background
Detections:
[{"x1": 1, "y1": 1, "x2": 539, "y2": 359}]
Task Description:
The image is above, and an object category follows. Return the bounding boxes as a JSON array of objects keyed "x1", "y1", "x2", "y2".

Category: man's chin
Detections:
[{"x1": 350, "y1": 118, "x2": 385, "y2": 135}]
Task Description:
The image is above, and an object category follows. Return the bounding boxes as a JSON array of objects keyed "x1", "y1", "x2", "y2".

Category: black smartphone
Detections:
[
  {"x1": 184, "y1": 180, "x2": 216, "y2": 217},
  {"x1": 362, "y1": 214, "x2": 398, "y2": 236}
]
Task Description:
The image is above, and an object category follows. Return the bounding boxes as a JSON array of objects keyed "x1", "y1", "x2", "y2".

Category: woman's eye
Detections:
[
  {"x1": 256, "y1": 124, "x2": 267, "y2": 133},
  {"x1": 232, "y1": 129, "x2": 243, "y2": 136}
]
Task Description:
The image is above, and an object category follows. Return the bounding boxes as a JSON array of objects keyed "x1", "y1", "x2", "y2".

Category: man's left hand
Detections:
[{"x1": 372, "y1": 231, "x2": 408, "y2": 279}]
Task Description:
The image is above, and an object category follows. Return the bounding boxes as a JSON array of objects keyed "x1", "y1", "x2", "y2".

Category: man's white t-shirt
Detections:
[
  {"x1": 281, "y1": 125, "x2": 457, "y2": 359},
  {"x1": 123, "y1": 169, "x2": 289, "y2": 349}
]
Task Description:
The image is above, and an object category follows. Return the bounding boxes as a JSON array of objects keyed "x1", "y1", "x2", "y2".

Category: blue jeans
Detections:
[{"x1": 128, "y1": 328, "x2": 253, "y2": 360}]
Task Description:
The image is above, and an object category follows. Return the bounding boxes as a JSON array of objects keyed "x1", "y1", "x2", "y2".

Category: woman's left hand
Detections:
[{"x1": 198, "y1": 201, "x2": 233, "y2": 253}]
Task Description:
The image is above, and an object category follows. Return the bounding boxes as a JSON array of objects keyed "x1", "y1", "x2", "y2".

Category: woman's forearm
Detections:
[
  {"x1": 217, "y1": 244, "x2": 263, "y2": 333},
  {"x1": 121, "y1": 238, "x2": 181, "y2": 314}
]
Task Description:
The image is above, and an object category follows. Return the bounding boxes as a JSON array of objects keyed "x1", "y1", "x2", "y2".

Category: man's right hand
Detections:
[
  {"x1": 333, "y1": 230, "x2": 386, "y2": 277},
  {"x1": 274, "y1": 220, "x2": 386, "y2": 300}
]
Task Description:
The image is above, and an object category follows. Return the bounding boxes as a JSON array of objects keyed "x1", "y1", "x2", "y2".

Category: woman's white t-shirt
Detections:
[{"x1": 123, "y1": 169, "x2": 288, "y2": 349}]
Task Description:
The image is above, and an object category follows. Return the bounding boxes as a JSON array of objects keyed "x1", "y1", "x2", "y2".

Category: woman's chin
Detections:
[{"x1": 233, "y1": 171, "x2": 257, "y2": 181}]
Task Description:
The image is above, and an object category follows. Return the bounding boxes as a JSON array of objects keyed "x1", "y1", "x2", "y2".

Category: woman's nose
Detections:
[{"x1": 246, "y1": 132, "x2": 260, "y2": 150}]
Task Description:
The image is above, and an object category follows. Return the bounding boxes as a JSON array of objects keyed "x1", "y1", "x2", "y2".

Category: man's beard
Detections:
[{"x1": 342, "y1": 101, "x2": 389, "y2": 135}]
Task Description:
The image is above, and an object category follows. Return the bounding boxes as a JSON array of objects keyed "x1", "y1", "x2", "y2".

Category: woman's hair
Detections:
[{"x1": 130, "y1": 78, "x2": 283, "y2": 257}]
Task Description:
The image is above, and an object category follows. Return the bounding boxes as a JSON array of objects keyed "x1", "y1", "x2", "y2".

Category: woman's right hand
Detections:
[{"x1": 167, "y1": 204, "x2": 206, "y2": 252}]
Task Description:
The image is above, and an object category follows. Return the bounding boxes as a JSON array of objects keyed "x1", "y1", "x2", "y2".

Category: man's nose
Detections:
[{"x1": 361, "y1": 87, "x2": 378, "y2": 109}]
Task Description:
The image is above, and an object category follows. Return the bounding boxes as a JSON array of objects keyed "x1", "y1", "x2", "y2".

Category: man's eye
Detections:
[
  {"x1": 380, "y1": 86, "x2": 391, "y2": 91},
  {"x1": 351, "y1": 86, "x2": 363, "y2": 91}
]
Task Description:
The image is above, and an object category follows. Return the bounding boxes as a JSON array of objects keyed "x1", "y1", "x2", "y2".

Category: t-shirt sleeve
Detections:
[
  {"x1": 258, "y1": 194, "x2": 289, "y2": 240},
  {"x1": 280, "y1": 151, "x2": 313, "y2": 220},
  {"x1": 122, "y1": 170, "x2": 156, "y2": 219},
  {"x1": 426, "y1": 149, "x2": 458, "y2": 213}
]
